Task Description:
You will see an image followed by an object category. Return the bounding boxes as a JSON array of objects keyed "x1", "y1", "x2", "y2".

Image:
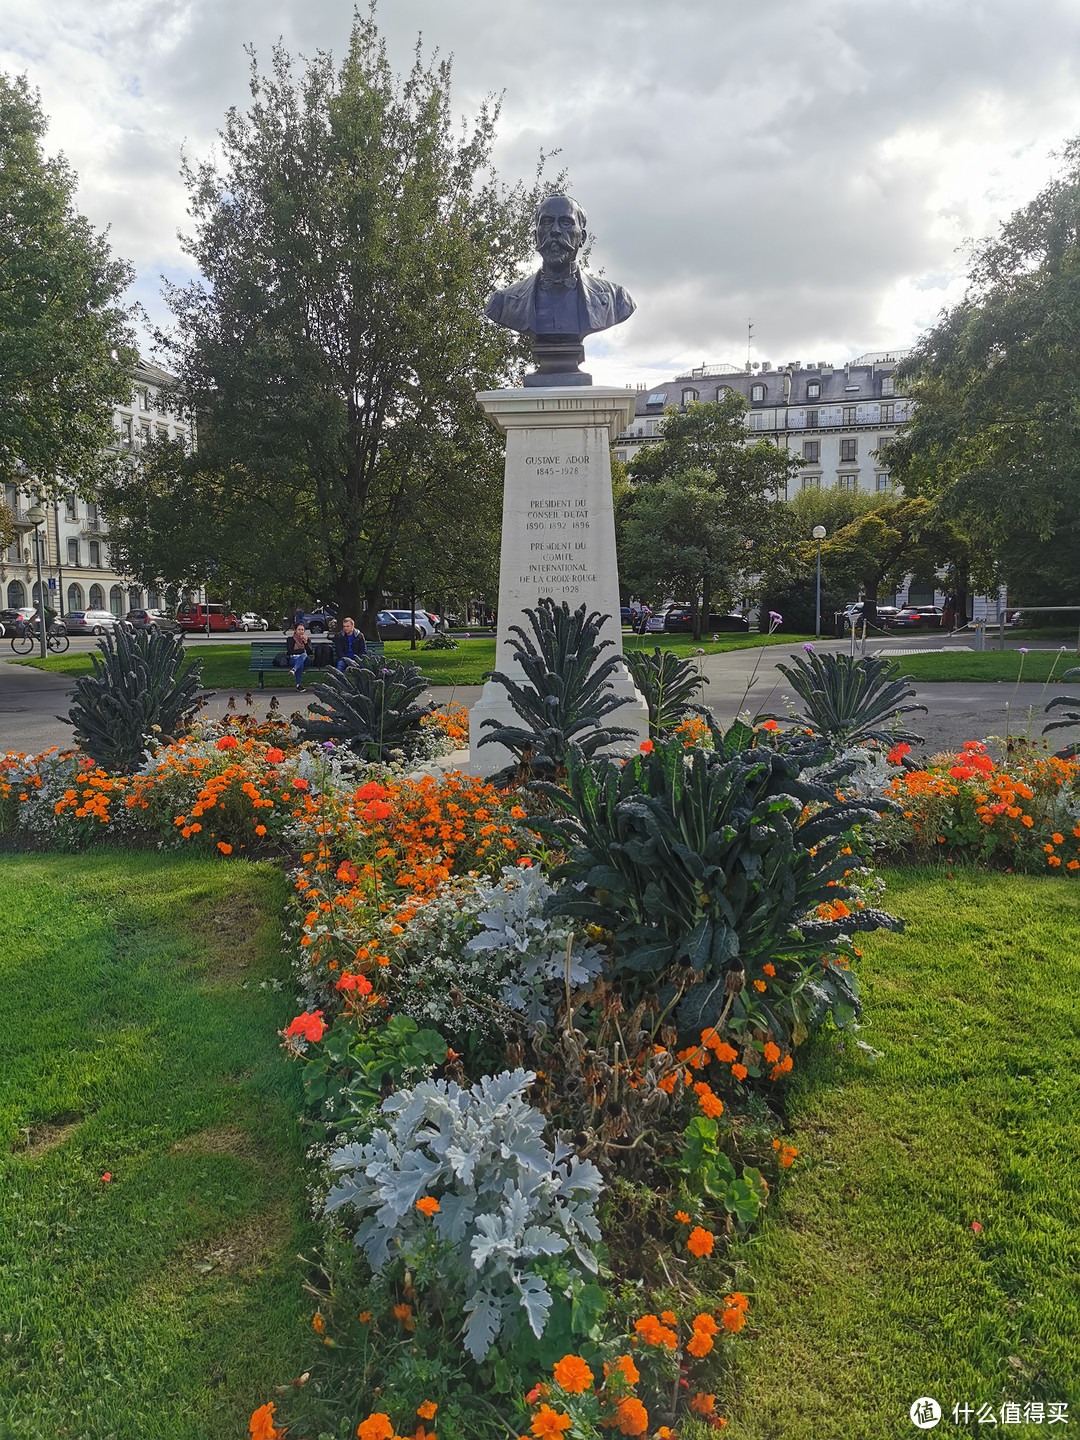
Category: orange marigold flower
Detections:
[
  {"x1": 415, "y1": 1196, "x2": 440, "y2": 1217},
  {"x1": 614, "y1": 1396, "x2": 649, "y2": 1435},
  {"x1": 357, "y1": 1310, "x2": 372, "y2": 1323},
  {"x1": 217, "y1": 841, "x2": 232, "y2": 854},
  {"x1": 693, "y1": 1312, "x2": 719, "y2": 1334},
  {"x1": 530, "y1": 1404, "x2": 572, "y2": 1438},
  {"x1": 763, "y1": 963, "x2": 776, "y2": 976},
  {"x1": 312, "y1": 1310, "x2": 325, "y2": 1334},
  {"x1": 763, "y1": 1041, "x2": 781, "y2": 1063},
  {"x1": 674, "y1": 1210, "x2": 691, "y2": 1224},
  {"x1": 552, "y1": 1354, "x2": 593, "y2": 1393},
  {"x1": 724, "y1": 1292, "x2": 750, "y2": 1312},
  {"x1": 660, "y1": 1309, "x2": 677, "y2": 1325},
  {"x1": 690, "y1": 1392, "x2": 716, "y2": 1416},
  {"x1": 417, "y1": 1401, "x2": 438, "y2": 1419},
  {"x1": 721, "y1": 1306, "x2": 746, "y2": 1333},
  {"x1": 753, "y1": 979, "x2": 767, "y2": 992},
  {"x1": 1053, "y1": 833, "x2": 1065, "y2": 844},
  {"x1": 604, "y1": 1354, "x2": 640, "y2": 1386},
  {"x1": 255, "y1": 824, "x2": 267, "y2": 836},
  {"x1": 265, "y1": 747, "x2": 284, "y2": 763},
  {"x1": 687, "y1": 1226, "x2": 714, "y2": 1258},
  {"x1": 686, "y1": 1330, "x2": 713, "y2": 1357},
  {"x1": 731, "y1": 1063, "x2": 747, "y2": 1081},
  {"x1": 356, "y1": 1415, "x2": 395, "y2": 1440},
  {"x1": 392, "y1": 1302, "x2": 412, "y2": 1321},
  {"x1": 249, "y1": 1401, "x2": 285, "y2": 1439},
  {"x1": 693, "y1": 1082, "x2": 723, "y2": 1118}
]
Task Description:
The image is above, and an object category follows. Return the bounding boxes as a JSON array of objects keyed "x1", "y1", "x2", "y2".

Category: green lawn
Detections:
[
  {"x1": 11, "y1": 630, "x2": 816, "y2": 691},
  {"x1": 894, "y1": 650, "x2": 1080, "y2": 683},
  {"x1": 721, "y1": 868, "x2": 1080, "y2": 1438},
  {"x1": 0, "y1": 853, "x2": 317, "y2": 1440}
]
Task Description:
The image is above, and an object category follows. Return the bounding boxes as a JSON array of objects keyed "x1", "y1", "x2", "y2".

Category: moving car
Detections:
[
  {"x1": 376, "y1": 609, "x2": 434, "y2": 641},
  {"x1": 281, "y1": 609, "x2": 337, "y2": 635},
  {"x1": 644, "y1": 606, "x2": 749, "y2": 635},
  {"x1": 65, "y1": 609, "x2": 121, "y2": 636},
  {"x1": 239, "y1": 612, "x2": 269, "y2": 631},
  {"x1": 177, "y1": 603, "x2": 239, "y2": 632},
  {"x1": 124, "y1": 608, "x2": 181, "y2": 636},
  {"x1": 893, "y1": 605, "x2": 944, "y2": 629}
]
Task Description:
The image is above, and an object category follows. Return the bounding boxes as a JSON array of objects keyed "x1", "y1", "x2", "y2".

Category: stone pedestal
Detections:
[{"x1": 469, "y1": 386, "x2": 649, "y2": 775}]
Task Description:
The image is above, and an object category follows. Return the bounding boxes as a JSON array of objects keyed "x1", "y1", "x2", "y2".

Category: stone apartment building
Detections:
[
  {"x1": 1, "y1": 359, "x2": 193, "y2": 617},
  {"x1": 613, "y1": 350, "x2": 912, "y2": 498}
]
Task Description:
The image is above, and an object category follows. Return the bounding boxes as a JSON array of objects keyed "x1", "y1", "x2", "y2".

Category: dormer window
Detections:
[
  {"x1": 806, "y1": 381, "x2": 821, "y2": 400},
  {"x1": 681, "y1": 388, "x2": 698, "y2": 406},
  {"x1": 882, "y1": 376, "x2": 895, "y2": 397},
  {"x1": 750, "y1": 383, "x2": 765, "y2": 403}
]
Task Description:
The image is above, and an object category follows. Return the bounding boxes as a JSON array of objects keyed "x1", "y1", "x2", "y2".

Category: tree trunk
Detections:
[
  {"x1": 696, "y1": 573, "x2": 710, "y2": 642},
  {"x1": 360, "y1": 584, "x2": 383, "y2": 639},
  {"x1": 862, "y1": 580, "x2": 880, "y2": 627}
]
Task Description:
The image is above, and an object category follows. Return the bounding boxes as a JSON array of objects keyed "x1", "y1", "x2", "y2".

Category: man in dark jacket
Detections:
[{"x1": 332, "y1": 616, "x2": 367, "y2": 671}]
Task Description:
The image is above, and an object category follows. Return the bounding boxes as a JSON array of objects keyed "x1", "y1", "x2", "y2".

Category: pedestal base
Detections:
[{"x1": 468, "y1": 385, "x2": 650, "y2": 777}]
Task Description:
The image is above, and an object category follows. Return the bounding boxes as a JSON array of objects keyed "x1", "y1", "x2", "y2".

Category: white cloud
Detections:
[{"x1": 4, "y1": 0, "x2": 1080, "y2": 385}]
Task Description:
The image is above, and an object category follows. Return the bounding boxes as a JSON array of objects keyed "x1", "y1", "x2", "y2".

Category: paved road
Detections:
[{"x1": 1, "y1": 637, "x2": 1073, "y2": 760}]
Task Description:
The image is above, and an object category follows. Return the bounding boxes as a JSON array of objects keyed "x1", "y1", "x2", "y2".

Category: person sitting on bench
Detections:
[
  {"x1": 285, "y1": 624, "x2": 313, "y2": 689},
  {"x1": 332, "y1": 616, "x2": 367, "y2": 671}
]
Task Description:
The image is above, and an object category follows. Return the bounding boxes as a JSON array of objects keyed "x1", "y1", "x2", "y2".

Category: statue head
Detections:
[{"x1": 534, "y1": 193, "x2": 587, "y2": 269}]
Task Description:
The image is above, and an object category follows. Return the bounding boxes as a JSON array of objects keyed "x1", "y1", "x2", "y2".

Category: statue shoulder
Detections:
[{"x1": 485, "y1": 272, "x2": 539, "y2": 329}]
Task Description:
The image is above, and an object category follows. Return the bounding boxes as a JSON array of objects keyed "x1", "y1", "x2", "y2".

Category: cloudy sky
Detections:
[{"x1": 5, "y1": 0, "x2": 1080, "y2": 387}]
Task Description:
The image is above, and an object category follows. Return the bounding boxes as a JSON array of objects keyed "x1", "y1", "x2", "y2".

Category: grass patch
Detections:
[
  {"x1": 892, "y1": 650, "x2": 1080, "y2": 683},
  {"x1": 0, "y1": 852, "x2": 316, "y2": 1440},
  {"x1": 11, "y1": 630, "x2": 818, "y2": 691},
  {"x1": 721, "y1": 867, "x2": 1080, "y2": 1438}
]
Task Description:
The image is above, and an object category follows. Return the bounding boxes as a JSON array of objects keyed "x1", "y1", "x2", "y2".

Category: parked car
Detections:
[
  {"x1": 375, "y1": 609, "x2": 435, "y2": 641},
  {"x1": 281, "y1": 609, "x2": 337, "y2": 635},
  {"x1": 893, "y1": 606, "x2": 944, "y2": 629},
  {"x1": 65, "y1": 609, "x2": 122, "y2": 636},
  {"x1": 124, "y1": 608, "x2": 182, "y2": 636},
  {"x1": 239, "y1": 612, "x2": 268, "y2": 631},
  {"x1": 177, "y1": 603, "x2": 239, "y2": 632},
  {"x1": 644, "y1": 606, "x2": 749, "y2": 635}
]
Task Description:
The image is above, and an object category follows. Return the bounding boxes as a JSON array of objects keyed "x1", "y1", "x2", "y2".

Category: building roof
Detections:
[{"x1": 632, "y1": 355, "x2": 908, "y2": 418}]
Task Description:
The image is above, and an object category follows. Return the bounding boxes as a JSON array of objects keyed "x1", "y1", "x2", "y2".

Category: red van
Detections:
[{"x1": 176, "y1": 603, "x2": 239, "y2": 632}]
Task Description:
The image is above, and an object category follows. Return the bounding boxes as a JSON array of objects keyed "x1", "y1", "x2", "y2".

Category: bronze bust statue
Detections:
[{"x1": 485, "y1": 194, "x2": 635, "y2": 386}]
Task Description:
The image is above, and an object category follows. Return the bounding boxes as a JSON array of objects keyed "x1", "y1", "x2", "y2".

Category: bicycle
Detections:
[
  {"x1": 9, "y1": 624, "x2": 33, "y2": 655},
  {"x1": 48, "y1": 627, "x2": 70, "y2": 654},
  {"x1": 8, "y1": 622, "x2": 69, "y2": 655}
]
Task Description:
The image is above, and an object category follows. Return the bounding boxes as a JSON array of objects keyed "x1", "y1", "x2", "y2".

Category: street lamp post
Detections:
[
  {"x1": 812, "y1": 525, "x2": 827, "y2": 639},
  {"x1": 26, "y1": 505, "x2": 48, "y2": 659}
]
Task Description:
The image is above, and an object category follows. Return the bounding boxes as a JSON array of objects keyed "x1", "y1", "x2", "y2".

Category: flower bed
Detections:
[{"x1": 4, "y1": 710, "x2": 904, "y2": 1439}]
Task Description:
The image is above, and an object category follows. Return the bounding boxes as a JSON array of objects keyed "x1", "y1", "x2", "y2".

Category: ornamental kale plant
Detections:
[
  {"x1": 67, "y1": 627, "x2": 202, "y2": 773},
  {"x1": 479, "y1": 598, "x2": 634, "y2": 780},
  {"x1": 775, "y1": 650, "x2": 926, "y2": 748},
  {"x1": 624, "y1": 647, "x2": 709, "y2": 738},
  {"x1": 542, "y1": 731, "x2": 902, "y2": 1045},
  {"x1": 1044, "y1": 666, "x2": 1080, "y2": 751},
  {"x1": 324, "y1": 1069, "x2": 603, "y2": 1362},
  {"x1": 300, "y1": 654, "x2": 431, "y2": 759}
]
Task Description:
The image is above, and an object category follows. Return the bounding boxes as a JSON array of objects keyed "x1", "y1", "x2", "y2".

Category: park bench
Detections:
[{"x1": 249, "y1": 638, "x2": 385, "y2": 689}]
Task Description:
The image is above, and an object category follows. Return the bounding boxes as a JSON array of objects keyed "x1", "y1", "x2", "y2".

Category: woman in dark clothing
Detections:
[
  {"x1": 331, "y1": 616, "x2": 367, "y2": 671},
  {"x1": 285, "y1": 624, "x2": 313, "y2": 688}
]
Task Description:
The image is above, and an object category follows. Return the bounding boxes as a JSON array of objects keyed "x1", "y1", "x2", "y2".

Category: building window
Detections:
[
  {"x1": 139, "y1": 423, "x2": 151, "y2": 447},
  {"x1": 64, "y1": 495, "x2": 78, "y2": 522},
  {"x1": 681, "y1": 388, "x2": 698, "y2": 406},
  {"x1": 89, "y1": 540, "x2": 100, "y2": 567},
  {"x1": 87, "y1": 500, "x2": 99, "y2": 527},
  {"x1": 109, "y1": 584, "x2": 123, "y2": 616},
  {"x1": 7, "y1": 580, "x2": 26, "y2": 608},
  {"x1": 803, "y1": 440, "x2": 820, "y2": 463},
  {"x1": 175, "y1": 429, "x2": 187, "y2": 451},
  {"x1": 67, "y1": 538, "x2": 79, "y2": 566},
  {"x1": 646, "y1": 392, "x2": 666, "y2": 406},
  {"x1": 157, "y1": 425, "x2": 169, "y2": 442},
  {"x1": 750, "y1": 383, "x2": 765, "y2": 402},
  {"x1": 840, "y1": 438, "x2": 857, "y2": 461},
  {"x1": 121, "y1": 418, "x2": 133, "y2": 448},
  {"x1": 805, "y1": 408, "x2": 818, "y2": 427},
  {"x1": 4, "y1": 482, "x2": 18, "y2": 512},
  {"x1": 716, "y1": 386, "x2": 732, "y2": 400},
  {"x1": 748, "y1": 413, "x2": 765, "y2": 430},
  {"x1": 842, "y1": 406, "x2": 857, "y2": 426},
  {"x1": 806, "y1": 381, "x2": 821, "y2": 400},
  {"x1": 882, "y1": 376, "x2": 895, "y2": 397},
  {"x1": 880, "y1": 403, "x2": 894, "y2": 424},
  {"x1": 876, "y1": 473, "x2": 890, "y2": 491},
  {"x1": 139, "y1": 388, "x2": 151, "y2": 411},
  {"x1": 89, "y1": 583, "x2": 105, "y2": 609},
  {"x1": 801, "y1": 474, "x2": 820, "y2": 489},
  {"x1": 837, "y1": 475, "x2": 857, "y2": 492},
  {"x1": 67, "y1": 582, "x2": 84, "y2": 613}
]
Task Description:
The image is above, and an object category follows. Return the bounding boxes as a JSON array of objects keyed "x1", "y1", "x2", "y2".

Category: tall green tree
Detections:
[
  {"x1": 818, "y1": 497, "x2": 968, "y2": 622},
  {"x1": 0, "y1": 73, "x2": 135, "y2": 497},
  {"x1": 119, "y1": 17, "x2": 556, "y2": 631},
  {"x1": 885, "y1": 137, "x2": 1080, "y2": 603},
  {"x1": 620, "y1": 394, "x2": 801, "y2": 636}
]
